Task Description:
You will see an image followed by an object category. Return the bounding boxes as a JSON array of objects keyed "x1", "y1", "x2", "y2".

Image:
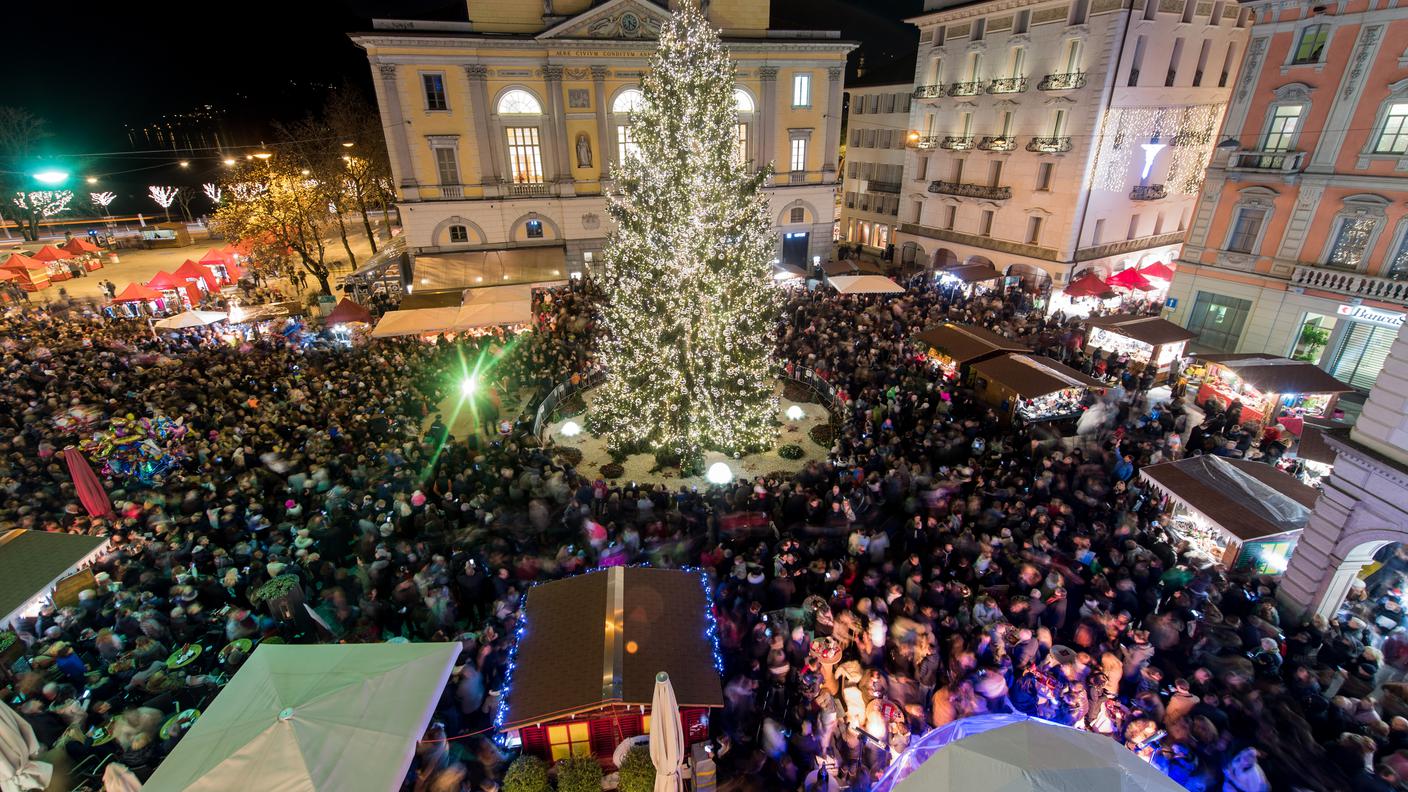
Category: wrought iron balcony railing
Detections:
[
  {"x1": 1228, "y1": 149, "x2": 1307, "y2": 173},
  {"x1": 940, "y1": 136, "x2": 976, "y2": 150},
  {"x1": 866, "y1": 180, "x2": 902, "y2": 194},
  {"x1": 503, "y1": 181, "x2": 550, "y2": 198},
  {"x1": 1130, "y1": 184, "x2": 1168, "y2": 201},
  {"x1": 928, "y1": 180, "x2": 1012, "y2": 200},
  {"x1": 908, "y1": 135, "x2": 942, "y2": 149},
  {"x1": 912, "y1": 84, "x2": 945, "y2": 99},
  {"x1": 987, "y1": 77, "x2": 1028, "y2": 94},
  {"x1": 1038, "y1": 71, "x2": 1087, "y2": 91},
  {"x1": 947, "y1": 81, "x2": 984, "y2": 97},
  {"x1": 977, "y1": 136, "x2": 1017, "y2": 152},
  {"x1": 1026, "y1": 137, "x2": 1073, "y2": 153}
]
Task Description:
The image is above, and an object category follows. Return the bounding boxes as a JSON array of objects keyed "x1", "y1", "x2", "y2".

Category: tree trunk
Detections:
[
  {"x1": 378, "y1": 194, "x2": 394, "y2": 239},
  {"x1": 313, "y1": 270, "x2": 333, "y2": 295},
  {"x1": 355, "y1": 194, "x2": 378, "y2": 254},
  {"x1": 334, "y1": 209, "x2": 357, "y2": 268}
]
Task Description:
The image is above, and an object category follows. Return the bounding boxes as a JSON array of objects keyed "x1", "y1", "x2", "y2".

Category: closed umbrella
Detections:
[
  {"x1": 0, "y1": 702, "x2": 52, "y2": 792},
  {"x1": 650, "y1": 672, "x2": 685, "y2": 792},
  {"x1": 61, "y1": 447, "x2": 113, "y2": 518}
]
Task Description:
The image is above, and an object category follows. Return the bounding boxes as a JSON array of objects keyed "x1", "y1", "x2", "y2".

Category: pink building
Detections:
[{"x1": 1168, "y1": 0, "x2": 1408, "y2": 392}]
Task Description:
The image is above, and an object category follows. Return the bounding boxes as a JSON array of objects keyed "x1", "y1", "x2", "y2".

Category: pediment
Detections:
[{"x1": 537, "y1": 0, "x2": 671, "y2": 40}]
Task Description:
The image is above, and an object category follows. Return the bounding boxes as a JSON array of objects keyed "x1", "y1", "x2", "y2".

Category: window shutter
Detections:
[
  {"x1": 589, "y1": 716, "x2": 618, "y2": 758},
  {"x1": 520, "y1": 725, "x2": 550, "y2": 760}
]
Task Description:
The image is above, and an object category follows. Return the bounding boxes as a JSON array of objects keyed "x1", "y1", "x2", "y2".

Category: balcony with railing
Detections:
[
  {"x1": 928, "y1": 180, "x2": 1012, "y2": 200},
  {"x1": 977, "y1": 136, "x2": 1017, "y2": 152},
  {"x1": 1227, "y1": 149, "x2": 1307, "y2": 174},
  {"x1": 1038, "y1": 72, "x2": 1087, "y2": 91},
  {"x1": 866, "y1": 180, "x2": 902, "y2": 194},
  {"x1": 947, "y1": 81, "x2": 984, "y2": 97},
  {"x1": 1130, "y1": 184, "x2": 1168, "y2": 201},
  {"x1": 987, "y1": 77, "x2": 1028, "y2": 94},
  {"x1": 788, "y1": 171, "x2": 809, "y2": 185},
  {"x1": 438, "y1": 185, "x2": 464, "y2": 199},
  {"x1": 503, "y1": 181, "x2": 551, "y2": 198},
  {"x1": 1291, "y1": 265, "x2": 1408, "y2": 306},
  {"x1": 912, "y1": 84, "x2": 945, "y2": 99},
  {"x1": 907, "y1": 135, "x2": 941, "y2": 150},
  {"x1": 1026, "y1": 137, "x2": 1073, "y2": 153},
  {"x1": 940, "y1": 136, "x2": 976, "y2": 151}
]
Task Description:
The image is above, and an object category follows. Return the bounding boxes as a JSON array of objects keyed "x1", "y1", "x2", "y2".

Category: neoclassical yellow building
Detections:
[{"x1": 352, "y1": 0, "x2": 853, "y2": 282}]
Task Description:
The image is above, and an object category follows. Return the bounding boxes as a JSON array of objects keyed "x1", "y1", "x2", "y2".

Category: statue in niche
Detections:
[{"x1": 575, "y1": 133, "x2": 593, "y2": 168}]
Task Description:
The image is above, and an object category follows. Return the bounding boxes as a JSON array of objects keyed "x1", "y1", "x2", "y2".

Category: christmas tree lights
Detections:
[
  {"x1": 202, "y1": 183, "x2": 222, "y2": 204},
  {"x1": 593, "y1": 1, "x2": 780, "y2": 462}
]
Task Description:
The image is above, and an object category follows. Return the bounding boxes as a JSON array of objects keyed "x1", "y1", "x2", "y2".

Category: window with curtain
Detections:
[
  {"x1": 1388, "y1": 234, "x2": 1408, "y2": 280},
  {"x1": 505, "y1": 127, "x2": 544, "y2": 184},
  {"x1": 1326, "y1": 216, "x2": 1377, "y2": 270},
  {"x1": 422, "y1": 74, "x2": 448, "y2": 111},
  {"x1": 433, "y1": 147, "x2": 459, "y2": 186}
]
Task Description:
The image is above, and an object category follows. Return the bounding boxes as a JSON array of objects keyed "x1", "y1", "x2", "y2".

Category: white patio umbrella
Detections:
[
  {"x1": 0, "y1": 702, "x2": 51, "y2": 792},
  {"x1": 154, "y1": 310, "x2": 229, "y2": 330},
  {"x1": 650, "y1": 671, "x2": 685, "y2": 792}
]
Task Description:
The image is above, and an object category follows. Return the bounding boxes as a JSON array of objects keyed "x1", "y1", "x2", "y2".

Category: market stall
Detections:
[
  {"x1": 914, "y1": 322, "x2": 1030, "y2": 380},
  {"x1": 1105, "y1": 266, "x2": 1158, "y2": 295},
  {"x1": 198, "y1": 247, "x2": 244, "y2": 285},
  {"x1": 0, "y1": 529, "x2": 109, "y2": 630},
  {"x1": 154, "y1": 310, "x2": 229, "y2": 331},
  {"x1": 1083, "y1": 314, "x2": 1196, "y2": 379},
  {"x1": 60, "y1": 237, "x2": 104, "y2": 271},
  {"x1": 936, "y1": 262, "x2": 1003, "y2": 295},
  {"x1": 1188, "y1": 353, "x2": 1353, "y2": 427},
  {"x1": 172, "y1": 259, "x2": 220, "y2": 294},
  {"x1": 145, "y1": 271, "x2": 198, "y2": 312},
  {"x1": 108, "y1": 283, "x2": 165, "y2": 317},
  {"x1": 827, "y1": 275, "x2": 904, "y2": 295},
  {"x1": 324, "y1": 297, "x2": 373, "y2": 325},
  {"x1": 31, "y1": 245, "x2": 76, "y2": 281},
  {"x1": 1, "y1": 253, "x2": 53, "y2": 292},
  {"x1": 1286, "y1": 417, "x2": 1341, "y2": 487},
  {"x1": 1050, "y1": 269, "x2": 1119, "y2": 318},
  {"x1": 970, "y1": 352, "x2": 1106, "y2": 424},
  {"x1": 1139, "y1": 261, "x2": 1175, "y2": 281},
  {"x1": 1140, "y1": 454, "x2": 1318, "y2": 573}
]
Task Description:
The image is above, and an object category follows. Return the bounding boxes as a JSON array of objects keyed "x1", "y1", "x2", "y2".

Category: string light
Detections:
[
  {"x1": 147, "y1": 185, "x2": 179, "y2": 210},
  {"x1": 13, "y1": 190, "x2": 73, "y2": 219},
  {"x1": 89, "y1": 192, "x2": 116, "y2": 208},
  {"x1": 202, "y1": 183, "x2": 222, "y2": 203}
]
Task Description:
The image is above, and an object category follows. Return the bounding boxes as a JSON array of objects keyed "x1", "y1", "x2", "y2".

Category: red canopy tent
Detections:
[
  {"x1": 111, "y1": 283, "x2": 163, "y2": 302},
  {"x1": 62, "y1": 237, "x2": 102, "y2": 255},
  {"x1": 1140, "y1": 261, "x2": 1176, "y2": 280},
  {"x1": 198, "y1": 247, "x2": 230, "y2": 265},
  {"x1": 173, "y1": 259, "x2": 219, "y2": 292},
  {"x1": 1106, "y1": 267, "x2": 1157, "y2": 291},
  {"x1": 31, "y1": 245, "x2": 73, "y2": 262},
  {"x1": 325, "y1": 298, "x2": 373, "y2": 325},
  {"x1": 0, "y1": 269, "x2": 20, "y2": 282},
  {"x1": 1064, "y1": 270, "x2": 1116, "y2": 299},
  {"x1": 1, "y1": 253, "x2": 53, "y2": 291},
  {"x1": 145, "y1": 271, "x2": 184, "y2": 290}
]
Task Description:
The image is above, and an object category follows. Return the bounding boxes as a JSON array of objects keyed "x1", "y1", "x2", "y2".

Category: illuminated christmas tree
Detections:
[{"x1": 593, "y1": 1, "x2": 780, "y2": 463}]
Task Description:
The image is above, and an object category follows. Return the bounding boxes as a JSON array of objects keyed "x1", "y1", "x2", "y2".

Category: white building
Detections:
[
  {"x1": 352, "y1": 0, "x2": 853, "y2": 286},
  {"x1": 839, "y1": 68, "x2": 915, "y2": 257},
  {"x1": 894, "y1": 0, "x2": 1250, "y2": 296}
]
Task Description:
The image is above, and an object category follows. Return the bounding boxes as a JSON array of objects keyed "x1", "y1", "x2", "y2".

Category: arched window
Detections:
[
  {"x1": 612, "y1": 89, "x2": 645, "y2": 162},
  {"x1": 612, "y1": 89, "x2": 645, "y2": 114},
  {"x1": 733, "y1": 89, "x2": 755, "y2": 113},
  {"x1": 733, "y1": 88, "x2": 756, "y2": 165},
  {"x1": 497, "y1": 90, "x2": 542, "y2": 115}
]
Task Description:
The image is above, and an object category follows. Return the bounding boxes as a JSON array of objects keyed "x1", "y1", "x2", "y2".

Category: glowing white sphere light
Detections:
[
  {"x1": 561, "y1": 420, "x2": 582, "y2": 437},
  {"x1": 785, "y1": 405, "x2": 805, "y2": 421},
  {"x1": 705, "y1": 462, "x2": 733, "y2": 485}
]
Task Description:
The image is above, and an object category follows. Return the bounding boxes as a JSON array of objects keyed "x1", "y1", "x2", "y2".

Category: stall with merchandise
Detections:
[
  {"x1": 935, "y1": 262, "x2": 1003, "y2": 296},
  {"x1": 32, "y1": 245, "x2": 77, "y2": 281},
  {"x1": 970, "y1": 353, "x2": 1106, "y2": 424},
  {"x1": 1141, "y1": 455, "x2": 1318, "y2": 573},
  {"x1": 61, "y1": 236, "x2": 104, "y2": 271},
  {"x1": 1, "y1": 253, "x2": 53, "y2": 292},
  {"x1": 1083, "y1": 314, "x2": 1196, "y2": 379},
  {"x1": 1188, "y1": 354, "x2": 1353, "y2": 427},
  {"x1": 914, "y1": 322, "x2": 1029, "y2": 380}
]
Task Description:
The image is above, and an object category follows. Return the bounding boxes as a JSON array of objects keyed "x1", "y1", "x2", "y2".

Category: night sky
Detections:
[{"x1": 10, "y1": 0, "x2": 918, "y2": 212}]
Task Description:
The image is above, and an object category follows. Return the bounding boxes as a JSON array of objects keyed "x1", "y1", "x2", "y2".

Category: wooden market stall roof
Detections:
[
  {"x1": 915, "y1": 323, "x2": 1030, "y2": 366},
  {"x1": 942, "y1": 263, "x2": 1003, "y2": 283},
  {"x1": 1085, "y1": 314, "x2": 1196, "y2": 346},
  {"x1": 970, "y1": 353, "x2": 1106, "y2": 398},
  {"x1": 1140, "y1": 456, "x2": 1320, "y2": 542},
  {"x1": 1194, "y1": 353, "x2": 1354, "y2": 395},
  {"x1": 0, "y1": 530, "x2": 107, "y2": 626},
  {"x1": 502, "y1": 567, "x2": 723, "y2": 730}
]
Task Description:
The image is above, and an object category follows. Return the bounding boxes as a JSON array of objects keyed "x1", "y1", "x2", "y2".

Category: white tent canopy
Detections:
[
  {"x1": 142, "y1": 642, "x2": 458, "y2": 792},
  {"x1": 827, "y1": 275, "x2": 904, "y2": 294},
  {"x1": 875, "y1": 714, "x2": 1185, "y2": 792},
  {"x1": 154, "y1": 310, "x2": 229, "y2": 330},
  {"x1": 370, "y1": 307, "x2": 462, "y2": 338},
  {"x1": 0, "y1": 702, "x2": 51, "y2": 792},
  {"x1": 373, "y1": 282, "x2": 563, "y2": 337}
]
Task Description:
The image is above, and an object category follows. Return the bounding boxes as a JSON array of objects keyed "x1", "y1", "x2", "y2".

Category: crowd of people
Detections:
[{"x1": 0, "y1": 267, "x2": 1403, "y2": 792}]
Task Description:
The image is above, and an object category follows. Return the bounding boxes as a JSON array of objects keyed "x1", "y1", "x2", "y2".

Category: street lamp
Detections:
[
  {"x1": 223, "y1": 158, "x2": 236, "y2": 166},
  {"x1": 179, "y1": 160, "x2": 190, "y2": 168},
  {"x1": 341, "y1": 141, "x2": 355, "y2": 148},
  {"x1": 253, "y1": 152, "x2": 272, "y2": 160},
  {"x1": 33, "y1": 170, "x2": 68, "y2": 185},
  {"x1": 86, "y1": 176, "x2": 99, "y2": 185}
]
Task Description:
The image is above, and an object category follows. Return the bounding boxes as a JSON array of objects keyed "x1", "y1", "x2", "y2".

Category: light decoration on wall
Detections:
[
  {"x1": 592, "y1": 0, "x2": 781, "y2": 461},
  {"x1": 1139, "y1": 141, "x2": 1167, "y2": 180},
  {"x1": 1090, "y1": 104, "x2": 1223, "y2": 193}
]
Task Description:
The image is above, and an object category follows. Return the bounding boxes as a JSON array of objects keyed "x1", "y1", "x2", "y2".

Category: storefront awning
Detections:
[
  {"x1": 970, "y1": 353, "x2": 1106, "y2": 398},
  {"x1": 1140, "y1": 455, "x2": 1318, "y2": 542},
  {"x1": 942, "y1": 263, "x2": 1003, "y2": 283},
  {"x1": 914, "y1": 323, "x2": 1029, "y2": 366},
  {"x1": 827, "y1": 275, "x2": 904, "y2": 294},
  {"x1": 1194, "y1": 354, "x2": 1354, "y2": 395},
  {"x1": 369, "y1": 307, "x2": 462, "y2": 338},
  {"x1": 1084, "y1": 314, "x2": 1195, "y2": 346}
]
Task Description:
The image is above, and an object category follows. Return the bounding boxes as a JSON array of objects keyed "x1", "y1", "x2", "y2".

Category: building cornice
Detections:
[
  {"x1": 352, "y1": 33, "x2": 856, "y2": 55},
  {"x1": 907, "y1": 0, "x2": 1127, "y2": 26},
  {"x1": 1324, "y1": 430, "x2": 1408, "y2": 491}
]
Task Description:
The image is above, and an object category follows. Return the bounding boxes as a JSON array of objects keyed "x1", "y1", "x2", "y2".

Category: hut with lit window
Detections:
[{"x1": 498, "y1": 566, "x2": 723, "y2": 766}]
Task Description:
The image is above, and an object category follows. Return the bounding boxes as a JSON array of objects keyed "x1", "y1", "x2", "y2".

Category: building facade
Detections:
[
  {"x1": 895, "y1": 0, "x2": 1249, "y2": 294},
  {"x1": 352, "y1": 0, "x2": 853, "y2": 281},
  {"x1": 1166, "y1": 0, "x2": 1408, "y2": 392},
  {"x1": 839, "y1": 80, "x2": 913, "y2": 256}
]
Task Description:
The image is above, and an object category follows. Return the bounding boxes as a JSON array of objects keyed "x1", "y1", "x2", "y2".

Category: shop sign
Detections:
[{"x1": 1337, "y1": 304, "x2": 1405, "y2": 328}]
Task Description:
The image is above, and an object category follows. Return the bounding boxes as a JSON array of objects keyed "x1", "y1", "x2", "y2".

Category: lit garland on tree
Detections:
[
  {"x1": 201, "y1": 183, "x2": 222, "y2": 204},
  {"x1": 593, "y1": 1, "x2": 780, "y2": 462}
]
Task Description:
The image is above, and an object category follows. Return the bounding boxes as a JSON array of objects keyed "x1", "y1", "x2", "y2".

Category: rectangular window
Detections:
[
  {"x1": 422, "y1": 73, "x2": 448, "y2": 111},
  {"x1": 1065, "y1": 40, "x2": 1083, "y2": 73},
  {"x1": 1373, "y1": 103, "x2": 1408, "y2": 154},
  {"x1": 1292, "y1": 24, "x2": 1329, "y2": 65},
  {"x1": 790, "y1": 137, "x2": 807, "y2": 171},
  {"x1": 1263, "y1": 105, "x2": 1302, "y2": 152},
  {"x1": 1051, "y1": 109, "x2": 1067, "y2": 137},
  {"x1": 1127, "y1": 214, "x2": 1141, "y2": 240},
  {"x1": 1389, "y1": 234, "x2": 1408, "y2": 280},
  {"x1": 912, "y1": 200, "x2": 924, "y2": 224},
  {"x1": 1009, "y1": 46, "x2": 1026, "y2": 78},
  {"x1": 433, "y1": 146, "x2": 459, "y2": 186},
  {"x1": 617, "y1": 125, "x2": 640, "y2": 163},
  {"x1": 988, "y1": 160, "x2": 1003, "y2": 187},
  {"x1": 1332, "y1": 322, "x2": 1396, "y2": 391},
  {"x1": 951, "y1": 159, "x2": 965, "y2": 182},
  {"x1": 1154, "y1": 211, "x2": 1165, "y2": 235},
  {"x1": 1326, "y1": 216, "x2": 1377, "y2": 270},
  {"x1": 1194, "y1": 39, "x2": 1211, "y2": 87},
  {"x1": 972, "y1": 18, "x2": 986, "y2": 41},
  {"x1": 793, "y1": 72, "x2": 811, "y2": 107},
  {"x1": 916, "y1": 156, "x2": 929, "y2": 181},
  {"x1": 979, "y1": 209, "x2": 994, "y2": 236},
  {"x1": 944, "y1": 205, "x2": 957, "y2": 229},
  {"x1": 1015, "y1": 10, "x2": 1031, "y2": 34},
  {"x1": 1000, "y1": 111, "x2": 1014, "y2": 137},
  {"x1": 735, "y1": 123, "x2": 749, "y2": 164},
  {"x1": 966, "y1": 53, "x2": 982, "y2": 81},
  {"x1": 1036, "y1": 162, "x2": 1054, "y2": 191},
  {"x1": 1129, "y1": 36, "x2": 1147, "y2": 86},
  {"x1": 449, "y1": 225, "x2": 468, "y2": 243},
  {"x1": 1070, "y1": 0, "x2": 1089, "y2": 25},
  {"x1": 1219, "y1": 43, "x2": 1237, "y2": 87},
  {"x1": 1092, "y1": 218, "x2": 1106, "y2": 245},
  {"x1": 1026, "y1": 216, "x2": 1044, "y2": 244},
  {"x1": 1143, "y1": 0, "x2": 1157, "y2": 20},
  {"x1": 959, "y1": 112, "x2": 973, "y2": 137},
  {"x1": 1226, "y1": 206, "x2": 1267, "y2": 253},
  {"x1": 505, "y1": 127, "x2": 544, "y2": 184},
  {"x1": 1166, "y1": 38, "x2": 1184, "y2": 86},
  {"x1": 1185, "y1": 292, "x2": 1253, "y2": 352},
  {"x1": 547, "y1": 723, "x2": 592, "y2": 762}
]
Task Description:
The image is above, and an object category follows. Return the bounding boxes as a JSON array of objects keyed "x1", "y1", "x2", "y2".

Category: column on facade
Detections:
[
  {"x1": 374, "y1": 63, "x2": 418, "y2": 188},
  {"x1": 543, "y1": 65, "x2": 573, "y2": 190},
  {"x1": 591, "y1": 65, "x2": 611, "y2": 182},
  {"x1": 464, "y1": 64, "x2": 501, "y2": 194},
  {"x1": 822, "y1": 67, "x2": 843, "y2": 179},
  {"x1": 758, "y1": 67, "x2": 778, "y2": 182},
  {"x1": 1271, "y1": 182, "x2": 1325, "y2": 272}
]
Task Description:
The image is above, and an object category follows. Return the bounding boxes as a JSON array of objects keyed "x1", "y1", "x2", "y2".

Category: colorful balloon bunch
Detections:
[{"x1": 80, "y1": 414, "x2": 189, "y2": 484}]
